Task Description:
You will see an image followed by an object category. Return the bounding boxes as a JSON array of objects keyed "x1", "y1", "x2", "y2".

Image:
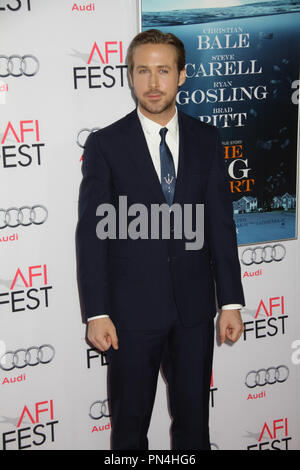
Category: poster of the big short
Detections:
[{"x1": 141, "y1": 0, "x2": 300, "y2": 245}]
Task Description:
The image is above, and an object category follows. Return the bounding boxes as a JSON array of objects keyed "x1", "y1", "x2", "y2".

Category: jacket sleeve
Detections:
[
  {"x1": 204, "y1": 128, "x2": 245, "y2": 309},
  {"x1": 76, "y1": 131, "x2": 112, "y2": 322}
]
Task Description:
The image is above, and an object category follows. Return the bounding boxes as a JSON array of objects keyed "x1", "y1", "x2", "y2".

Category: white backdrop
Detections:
[{"x1": 0, "y1": 0, "x2": 299, "y2": 450}]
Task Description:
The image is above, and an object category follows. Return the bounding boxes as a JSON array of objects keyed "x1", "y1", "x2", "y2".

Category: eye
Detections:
[
  {"x1": 160, "y1": 69, "x2": 168, "y2": 74},
  {"x1": 138, "y1": 68, "x2": 148, "y2": 74}
]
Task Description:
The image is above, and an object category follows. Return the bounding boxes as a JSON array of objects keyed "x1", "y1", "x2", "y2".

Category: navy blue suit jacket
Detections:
[{"x1": 76, "y1": 108, "x2": 245, "y2": 329}]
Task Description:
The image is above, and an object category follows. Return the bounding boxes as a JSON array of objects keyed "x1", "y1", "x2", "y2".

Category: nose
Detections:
[{"x1": 149, "y1": 70, "x2": 159, "y2": 89}]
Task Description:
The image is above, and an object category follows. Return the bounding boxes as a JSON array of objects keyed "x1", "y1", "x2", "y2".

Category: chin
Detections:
[{"x1": 140, "y1": 101, "x2": 173, "y2": 116}]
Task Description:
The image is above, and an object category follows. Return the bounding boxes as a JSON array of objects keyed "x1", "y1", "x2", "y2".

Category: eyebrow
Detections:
[{"x1": 136, "y1": 65, "x2": 172, "y2": 69}]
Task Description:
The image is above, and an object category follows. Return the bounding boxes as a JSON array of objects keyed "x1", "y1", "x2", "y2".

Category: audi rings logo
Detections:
[
  {"x1": 241, "y1": 244, "x2": 286, "y2": 266},
  {"x1": 89, "y1": 399, "x2": 111, "y2": 420},
  {"x1": 0, "y1": 55, "x2": 39, "y2": 77},
  {"x1": 0, "y1": 205, "x2": 48, "y2": 229},
  {"x1": 76, "y1": 128, "x2": 100, "y2": 149},
  {"x1": 245, "y1": 366, "x2": 289, "y2": 388},
  {"x1": 0, "y1": 344, "x2": 55, "y2": 371}
]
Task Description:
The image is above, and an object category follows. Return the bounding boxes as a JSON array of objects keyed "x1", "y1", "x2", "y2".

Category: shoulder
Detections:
[
  {"x1": 92, "y1": 109, "x2": 137, "y2": 142},
  {"x1": 178, "y1": 109, "x2": 219, "y2": 138}
]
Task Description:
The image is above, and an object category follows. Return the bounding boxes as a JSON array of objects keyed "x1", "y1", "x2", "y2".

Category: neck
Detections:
[{"x1": 138, "y1": 103, "x2": 176, "y2": 126}]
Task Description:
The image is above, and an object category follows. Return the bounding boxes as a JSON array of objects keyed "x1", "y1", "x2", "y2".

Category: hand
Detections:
[
  {"x1": 219, "y1": 309, "x2": 244, "y2": 344},
  {"x1": 87, "y1": 317, "x2": 119, "y2": 352}
]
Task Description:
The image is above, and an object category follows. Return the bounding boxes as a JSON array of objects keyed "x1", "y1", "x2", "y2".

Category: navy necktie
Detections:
[{"x1": 159, "y1": 127, "x2": 176, "y2": 206}]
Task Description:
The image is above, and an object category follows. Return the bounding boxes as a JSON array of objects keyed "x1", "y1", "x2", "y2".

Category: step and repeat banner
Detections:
[
  {"x1": 141, "y1": 0, "x2": 300, "y2": 451},
  {"x1": 0, "y1": 0, "x2": 300, "y2": 450}
]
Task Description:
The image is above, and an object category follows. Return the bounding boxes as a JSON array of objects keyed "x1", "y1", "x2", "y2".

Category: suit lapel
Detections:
[
  {"x1": 173, "y1": 110, "x2": 188, "y2": 205},
  {"x1": 122, "y1": 108, "x2": 189, "y2": 205},
  {"x1": 123, "y1": 110, "x2": 165, "y2": 204}
]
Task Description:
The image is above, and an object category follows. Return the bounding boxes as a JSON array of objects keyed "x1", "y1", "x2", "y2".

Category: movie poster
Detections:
[{"x1": 141, "y1": 0, "x2": 300, "y2": 245}]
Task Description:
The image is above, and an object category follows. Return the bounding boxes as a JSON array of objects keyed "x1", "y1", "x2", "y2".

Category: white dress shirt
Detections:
[
  {"x1": 88, "y1": 107, "x2": 242, "y2": 321},
  {"x1": 137, "y1": 106, "x2": 179, "y2": 183}
]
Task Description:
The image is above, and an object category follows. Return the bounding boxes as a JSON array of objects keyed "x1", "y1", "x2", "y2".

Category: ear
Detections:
[
  {"x1": 178, "y1": 68, "x2": 186, "y2": 87},
  {"x1": 129, "y1": 71, "x2": 134, "y2": 88}
]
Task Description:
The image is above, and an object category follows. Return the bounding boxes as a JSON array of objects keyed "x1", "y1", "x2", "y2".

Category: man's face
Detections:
[{"x1": 129, "y1": 43, "x2": 186, "y2": 119}]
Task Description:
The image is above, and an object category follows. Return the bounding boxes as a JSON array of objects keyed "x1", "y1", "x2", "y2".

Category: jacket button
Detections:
[{"x1": 167, "y1": 257, "x2": 170, "y2": 262}]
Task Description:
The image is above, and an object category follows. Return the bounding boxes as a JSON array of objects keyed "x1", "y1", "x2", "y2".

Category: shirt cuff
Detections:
[
  {"x1": 221, "y1": 304, "x2": 243, "y2": 310},
  {"x1": 87, "y1": 315, "x2": 109, "y2": 321}
]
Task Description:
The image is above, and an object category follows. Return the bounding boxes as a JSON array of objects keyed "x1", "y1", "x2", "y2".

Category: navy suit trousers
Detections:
[{"x1": 106, "y1": 299, "x2": 215, "y2": 450}]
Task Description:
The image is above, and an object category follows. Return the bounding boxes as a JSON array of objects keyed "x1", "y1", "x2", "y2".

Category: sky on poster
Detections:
[{"x1": 142, "y1": 0, "x2": 277, "y2": 11}]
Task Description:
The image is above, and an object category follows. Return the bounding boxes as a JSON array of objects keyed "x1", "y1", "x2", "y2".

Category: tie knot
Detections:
[{"x1": 159, "y1": 127, "x2": 168, "y2": 141}]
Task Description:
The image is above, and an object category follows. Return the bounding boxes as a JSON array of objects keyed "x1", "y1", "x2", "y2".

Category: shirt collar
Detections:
[{"x1": 137, "y1": 106, "x2": 178, "y2": 138}]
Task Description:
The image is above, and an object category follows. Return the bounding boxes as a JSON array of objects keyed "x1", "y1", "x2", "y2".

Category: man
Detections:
[{"x1": 76, "y1": 29, "x2": 245, "y2": 450}]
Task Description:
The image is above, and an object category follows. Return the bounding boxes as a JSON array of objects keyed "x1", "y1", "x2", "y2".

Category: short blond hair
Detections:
[{"x1": 127, "y1": 29, "x2": 186, "y2": 75}]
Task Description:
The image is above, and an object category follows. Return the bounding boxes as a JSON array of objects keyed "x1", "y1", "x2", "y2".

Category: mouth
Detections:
[{"x1": 146, "y1": 91, "x2": 163, "y2": 100}]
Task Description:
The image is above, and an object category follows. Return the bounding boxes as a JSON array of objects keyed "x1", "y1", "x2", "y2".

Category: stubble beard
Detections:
[{"x1": 138, "y1": 92, "x2": 175, "y2": 116}]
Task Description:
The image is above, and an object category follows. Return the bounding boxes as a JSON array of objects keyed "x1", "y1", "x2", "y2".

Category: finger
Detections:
[
  {"x1": 91, "y1": 335, "x2": 110, "y2": 352},
  {"x1": 219, "y1": 322, "x2": 227, "y2": 344},
  {"x1": 110, "y1": 330, "x2": 119, "y2": 350},
  {"x1": 227, "y1": 330, "x2": 238, "y2": 342},
  {"x1": 227, "y1": 327, "x2": 243, "y2": 343}
]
